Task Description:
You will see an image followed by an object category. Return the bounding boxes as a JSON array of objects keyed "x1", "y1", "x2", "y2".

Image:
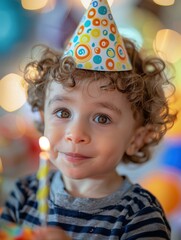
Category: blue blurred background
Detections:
[{"x1": 0, "y1": 0, "x2": 181, "y2": 238}]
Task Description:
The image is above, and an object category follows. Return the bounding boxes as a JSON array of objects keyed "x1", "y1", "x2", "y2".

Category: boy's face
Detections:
[{"x1": 43, "y1": 78, "x2": 141, "y2": 180}]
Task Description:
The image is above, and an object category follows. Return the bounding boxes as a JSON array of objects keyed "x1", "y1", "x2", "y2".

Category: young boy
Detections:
[{"x1": 0, "y1": 0, "x2": 176, "y2": 239}]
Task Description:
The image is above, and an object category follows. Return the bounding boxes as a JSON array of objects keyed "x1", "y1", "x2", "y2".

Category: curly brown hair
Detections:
[{"x1": 23, "y1": 38, "x2": 177, "y2": 164}]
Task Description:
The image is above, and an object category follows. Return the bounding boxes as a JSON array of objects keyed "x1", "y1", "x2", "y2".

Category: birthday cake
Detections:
[{"x1": 0, "y1": 224, "x2": 34, "y2": 240}]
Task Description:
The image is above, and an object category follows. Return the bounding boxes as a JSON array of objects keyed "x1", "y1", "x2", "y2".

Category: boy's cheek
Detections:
[{"x1": 49, "y1": 151, "x2": 59, "y2": 164}]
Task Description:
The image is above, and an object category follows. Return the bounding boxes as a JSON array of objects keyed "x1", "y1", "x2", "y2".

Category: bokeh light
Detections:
[
  {"x1": 166, "y1": 91, "x2": 181, "y2": 138},
  {"x1": 0, "y1": 74, "x2": 27, "y2": 112},
  {"x1": 0, "y1": 114, "x2": 27, "y2": 139},
  {"x1": 153, "y1": 29, "x2": 181, "y2": 63},
  {"x1": 141, "y1": 170, "x2": 181, "y2": 216},
  {"x1": 174, "y1": 59, "x2": 181, "y2": 89},
  {"x1": 130, "y1": 8, "x2": 163, "y2": 50},
  {"x1": 21, "y1": 0, "x2": 49, "y2": 10},
  {"x1": 153, "y1": 0, "x2": 175, "y2": 6},
  {"x1": 162, "y1": 140, "x2": 181, "y2": 173}
]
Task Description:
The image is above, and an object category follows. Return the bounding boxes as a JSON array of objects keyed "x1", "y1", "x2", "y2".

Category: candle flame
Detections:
[{"x1": 39, "y1": 136, "x2": 50, "y2": 151}]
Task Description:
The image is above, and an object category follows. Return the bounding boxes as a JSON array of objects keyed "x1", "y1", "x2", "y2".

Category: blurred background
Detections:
[{"x1": 0, "y1": 0, "x2": 181, "y2": 238}]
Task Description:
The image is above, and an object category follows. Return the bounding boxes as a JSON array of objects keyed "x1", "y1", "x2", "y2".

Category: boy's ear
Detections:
[{"x1": 126, "y1": 125, "x2": 154, "y2": 156}]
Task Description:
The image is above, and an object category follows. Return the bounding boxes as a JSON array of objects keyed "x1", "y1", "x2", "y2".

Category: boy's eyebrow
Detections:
[
  {"x1": 48, "y1": 96, "x2": 122, "y2": 115},
  {"x1": 48, "y1": 95, "x2": 70, "y2": 106},
  {"x1": 96, "y1": 102, "x2": 122, "y2": 115}
]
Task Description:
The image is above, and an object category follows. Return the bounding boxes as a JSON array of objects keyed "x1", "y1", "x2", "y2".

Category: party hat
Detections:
[{"x1": 63, "y1": 0, "x2": 132, "y2": 71}]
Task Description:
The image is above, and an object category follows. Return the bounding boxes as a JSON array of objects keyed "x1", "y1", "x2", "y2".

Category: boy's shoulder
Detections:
[
  {"x1": 122, "y1": 180, "x2": 166, "y2": 219},
  {"x1": 116, "y1": 180, "x2": 171, "y2": 234}
]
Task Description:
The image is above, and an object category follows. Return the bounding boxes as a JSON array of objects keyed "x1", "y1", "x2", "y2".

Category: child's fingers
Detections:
[{"x1": 33, "y1": 226, "x2": 71, "y2": 240}]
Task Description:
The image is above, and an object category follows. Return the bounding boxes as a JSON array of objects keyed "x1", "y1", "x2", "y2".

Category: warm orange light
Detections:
[
  {"x1": 21, "y1": 0, "x2": 49, "y2": 10},
  {"x1": 153, "y1": 29, "x2": 181, "y2": 63},
  {"x1": 39, "y1": 136, "x2": 50, "y2": 151},
  {"x1": 141, "y1": 171, "x2": 181, "y2": 215},
  {"x1": 166, "y1": 90, "x2": 181, "y2": 138},
  {"x1": 153, "y1": 0, "x2": 175, "y2": 6},
  {"x1": 0, "y1": 73, "x2": 27, "y2": 112}
]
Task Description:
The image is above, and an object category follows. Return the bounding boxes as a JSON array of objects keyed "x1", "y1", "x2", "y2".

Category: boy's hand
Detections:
[{"x1": 33, "y1": 226, "x2": 71, "y2": 240}]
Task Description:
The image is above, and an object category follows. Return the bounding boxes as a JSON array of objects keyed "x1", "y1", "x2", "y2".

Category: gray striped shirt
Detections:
[{"x1": 0, "y1": 171, "x2": 171, "y2": 239}]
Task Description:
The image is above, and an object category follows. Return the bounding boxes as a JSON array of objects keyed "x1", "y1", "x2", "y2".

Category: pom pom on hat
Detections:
[{"x1": 63, "y1": 0, "x2": 132, "y2": 71}]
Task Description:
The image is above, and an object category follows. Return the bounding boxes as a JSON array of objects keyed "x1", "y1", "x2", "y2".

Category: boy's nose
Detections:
[
  {"x1": 65, "y1": 122, "x2": 91, "y2": 144},
  {"x1": 65, "y1": 133, "x2": 90, "y2": 144}
]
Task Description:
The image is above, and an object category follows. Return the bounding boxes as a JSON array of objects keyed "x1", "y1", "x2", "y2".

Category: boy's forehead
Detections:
[
  {"x1": 45, "y1": 78, "x2": 120, "y2": 104},
  {"x1": 47, "y1": 76, "x2": 113, "y2": 92},
  {"x1": 45, "y1": 78, "x2": 129, "y2": 107}
]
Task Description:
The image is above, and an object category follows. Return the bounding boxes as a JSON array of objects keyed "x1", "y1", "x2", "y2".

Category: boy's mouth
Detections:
[{"x1": 63, "y1": 152, "x2": 91, "y2": 162}]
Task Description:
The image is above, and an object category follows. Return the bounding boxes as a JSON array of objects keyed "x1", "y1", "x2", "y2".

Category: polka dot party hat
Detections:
[{"x1": 63, "y1": 0, "x2": 132, "y2": 71}]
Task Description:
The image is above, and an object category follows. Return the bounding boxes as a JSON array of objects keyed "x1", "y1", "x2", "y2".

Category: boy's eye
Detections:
[
  {"x1": 94, "y1": 114, "x2": 111, "y2": 124},
  {"x1": 55, "y1": 108, "x2": 71, "y2": 118}
]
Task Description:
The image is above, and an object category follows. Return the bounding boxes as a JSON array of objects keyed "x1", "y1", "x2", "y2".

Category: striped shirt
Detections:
[{"x1": 0, "y1": 171, "x2": 171, "y2": 239}]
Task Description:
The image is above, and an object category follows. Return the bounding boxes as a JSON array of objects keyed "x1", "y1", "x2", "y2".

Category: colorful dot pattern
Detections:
[{"x1": 63, "y1": 0, "x2": 132, "y2": 71}]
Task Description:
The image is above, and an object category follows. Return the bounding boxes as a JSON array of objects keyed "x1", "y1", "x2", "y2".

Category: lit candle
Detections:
[{"x1": 37, "y1": 136, "x2": 50, "y2": 225}]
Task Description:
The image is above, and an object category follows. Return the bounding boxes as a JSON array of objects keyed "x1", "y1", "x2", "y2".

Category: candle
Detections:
[{"x1": 37, "y1": 136, "x2": 50, "y2": 225}]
